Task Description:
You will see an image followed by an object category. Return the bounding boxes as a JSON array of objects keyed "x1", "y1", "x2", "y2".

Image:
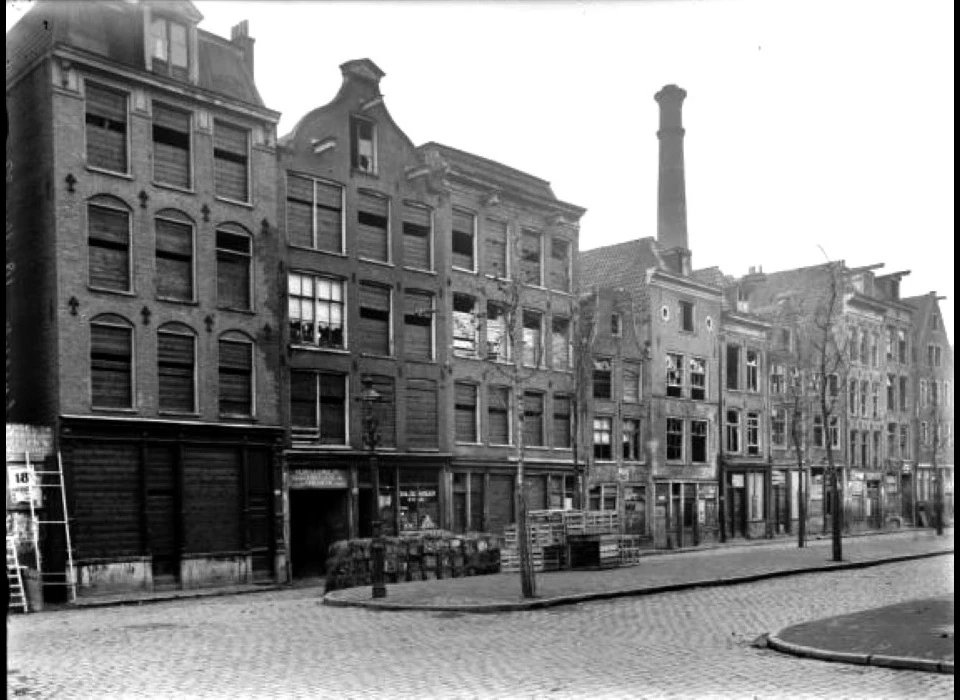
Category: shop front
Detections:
[
  {"x1": 359, "y1": 459, "x2": 448, "y2": 537},
  {"x1": 287, "y1": 465, "x2": 351, "y2": 578},
  {"x1": 654, "y1": 480, "x2": 718, "y2": 549},
  {"x1": 722, "y1": 467, "x2": 768, "y2": 539}
]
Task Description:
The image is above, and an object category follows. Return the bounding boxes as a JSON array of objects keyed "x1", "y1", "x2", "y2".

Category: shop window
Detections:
[
  {"x1": 520, "y1": 229, "x2": 542, "y2": 286},
  {"x1": 549, "y1": 237, "x2": 571, "y2": 292},
  {"x1": 157, "y1": 323, "x2": 196, "y2": 414},
  {"x1": 623, "y1": 418, "x2": 642, "y2": 461},
  {"x1": 690, "y1": 357, "x2": 706, "y2": 400},
  {"x1": 551, "y1": 316, "x2": 571, "y2": 370},
  {"x1": 149, "y1": 15, "x2": 189, "y2": 79},
  {"x1": 667, "y1": 353, "x2": 684, "y2": 398},
  {"x1": 593, "y1": 357, "x2": 612, "y2": 399},
  {"x1": 623, "y1": 362, "x2": 641, "y2": 402},
  {"x1": 747, "y1": 412, "x2": 760, "y2": 456},
  {"x1": 289, "y1": 272, "x2": 345, "y2": 349},
  {"x1": 350, "y1": 117, "x2": 377, "y2": 174},
  {"x1": 358, "y1": 283, "x2": 391, "y2": 356},
  {"x1": 357, "y1": 190, "x2": 390, "y2": 262},
  {"x1": 726, "y1": 344, "x2": 740, "y2": 390},
  {"x1": 286, "y1": 174, "x2": 343, "y2": 253},
  {"x1": 453, "y1": 293, "x2": 478, "y2": 357},
  {"x1": 402, "y1": 202, "x2": 432, "y2": 270},
  {"x1": 746, "y1": 350, "x2": 759, "y2": 391},
  {"x1": 290, "y1": 371, "x2": 347, "y2": 444},
  {"x1": 406, "y1": 379, "x2": 438, "y2": 449},
  {"x1": 666, "y1": 418, "x2": 684, "y2": 461},
  {"x1": 593, "y1": 417, "x2": 613, "y2": 461},
  {"x1": 453, "y1": 473, "x2": 485, "y2": 533},
  {"x1": 771, "y1": 408, "x2": 785, "y2": 447},
  {"x1": 88, "y1": 198, "x2": 131, "y2": 292},
  {"x1": 726, "y1": 410, "x2": 741, "y2": 453},
  {"x1": 553, "y1": 394, "x2": 572, "y2": 448},
  {"x1": 216, "y1": 224, "x2": 252, "y2": 311},
  {"x1": 90, "y1": 315, "x2": 134, "y2": 409},
  {"x1": 522, "y1": 310, "x2": 542, "y2": 367},
  {"x1": 454, "y1": 383, "x2": 479, "y2": 443},
  {"x1": 399, "y1": 472, "x2": 440, "y2": 533},
  {"x1": 486, "y1": 302, "x2": 510, "y2": 362},
  {"x1": 690, "y1": 419, "x2": 707, "y2": 463},
  {"x1": 218, "y1": 332, "x2": 254, "y2": 417},
  {"x1": 452, "y1": 209, "x2": 476, "y2": 271},
  {"x1": 549, "y1": 475, "x2": 574, "y2": 511},
  {"x1": 524, "y1": 392, "x2": 545, "y2": 447},
  {"x1": 85, "y1": 82, "x2": 128, "y2": 173},
  {"x1": 488, "y1": 386, "x2": 511, "y2": 445},
  {"x1": 155, "y1": 211, "x2": 194, "y2": 301},
  {"x1": 679, "y1": 300, "x2": 694, "y2": 332},
  {"x1": 403, "y1": 290, "x2": 434, "y2": 360},
  {"x1": 152, "y1": 103, "x2": 191, "y2": 188},
  {"x1": 213, "y1": 120, "x2": 249, "y2": 202}
]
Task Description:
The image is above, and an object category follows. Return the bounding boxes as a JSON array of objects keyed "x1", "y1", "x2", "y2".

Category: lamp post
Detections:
[{"x1": 358, "y1": 378, "x2": 386, "y2": 599}]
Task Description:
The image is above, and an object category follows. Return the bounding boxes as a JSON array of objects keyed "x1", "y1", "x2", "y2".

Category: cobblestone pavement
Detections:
[{"x1": 8, "y1": 556, "x2": 954, "y2": 700}]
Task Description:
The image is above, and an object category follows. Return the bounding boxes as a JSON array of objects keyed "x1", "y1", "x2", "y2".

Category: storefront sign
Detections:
[
  {"x1": 6, "y1": 465, "x2": 42, "y2": 508},
  {"x1": 699, "y1": 485, "x2": 717, "y2": 499},
  {"x1": 288, "y1": 468, "x2": 349, "y2": 489},
  {"x1": 865, "y1": 472, "x2": 881, "y2": 481},
  {"x1": 731, "y1": 474, "x2": 744, "y2": 489},
  {"x1": 901, "y1": 464, "x2": 912, "y2": 474},
  {"x1": 771, "y1": 472, "x2": 786, "y2": 486}
]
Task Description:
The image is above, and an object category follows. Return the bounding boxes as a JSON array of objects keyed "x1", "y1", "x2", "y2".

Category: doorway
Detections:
[
  {"x1": 289, "y1": 490, "x2": 348, "y2": 578},
  {"x1": 728, "y1": 483, "x2": 746, "y2": 538}
]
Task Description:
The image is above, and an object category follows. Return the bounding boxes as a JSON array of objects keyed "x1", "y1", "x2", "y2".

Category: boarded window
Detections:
[
  {"x1": 288, "y1": 273, "x2": 345, "y2": 348},
  {"x1": 218, "y1": 337, "x2": 253, "y2": 416},
  {"x1": 452, "y1": 210, "x2": 475, "y2": 270},
  {"x1": 85, "y1": 82, "x2": 128, "y2": 172},
  {"x1": 287, "y1": 174, "x2": 343, "y2": 252},
  {"x1": 402, "y1": 202, "x2": 432, "y2": 270},
  {"x1": 553, "y1": 394, "x2": 571, "y2": 448},
  {"x1": 216, "y1": 227, "x2": 251, "y2": 310},
  {"x1": 71, "y1": 443, "x2": 141, "y2": 558},
  {"x1": 358, "y1": 284, "x2": 391, "y2": 355},
  {"x1": 214, "y1": 121, "x2": 249, "y2": 202},
  {"x1": 484, "y1": 218, "x2": 508, "y2": 277},
  {"x1": 407, "y1": 379, "x2": 438, "y2": 449},
  {"x1": 90, "y1": 319, "x2": 133, "y2": 408},
  {"x1": 291, "y1": 371, "x2": 347, "y2": 444},
  {"x1": 152, "y1": 103, "x2": 191, "y2": 188},
  {"x1": 403, "y1": 290, "x2": 433, "y2": 360},
  {"x1": 156, "y1": 215, "x2": 193, "y2": 301},
  {"x1": 488, "y1": 386, "x2": 510, "y2": 445},
  {"x1": 455, "y1": 383, "x2": 478, "y2": 443},
  {"x1": 357, "y1": 191, "x2": 389, "y2": 261},
  {"x1": 548, "y1": 237, "x2": 570, "y2": 291},
  {"x1": 522, "y1": 310, "x2": 542, "y2": 367},
  {"x1": 89, "y1": 203, "x2": 130, "y2": 291},
  {"x1": 551, "y1": 316, "x2": 570, "y2": 370},
  {"x1": 453, "y1": 293, "x2": 477, "y2": 356},
  {"x1": 158, "y1": 327, "x2": 195, "y2": 413},
  {"x1": 520, "y1": 229, "x2": 542, "y2": 286},
  {"x1": 486, "y1": 302, "x2": 509, "y2": 361},
  {"x1": 523, "y1": 392, "x2": 544, "y2": 447},
  {"x1": 623, "y1": 362, "x2": 641, "y2": 402},
  {"x1": 368, "y1": 375, "x2": 396, "y2": 448}
]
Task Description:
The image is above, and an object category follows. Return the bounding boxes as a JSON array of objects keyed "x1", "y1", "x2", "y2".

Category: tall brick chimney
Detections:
[
  {"x1": 655, "y1": 85, "x2": 690, "y2": 274},
  {"x1": 231, "y1": 20, "x2": 254, "y2": 77}
]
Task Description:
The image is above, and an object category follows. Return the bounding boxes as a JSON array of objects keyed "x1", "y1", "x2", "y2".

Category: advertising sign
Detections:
[
  {"x1": 7, "y1": 465, "x2": 42, "y2": 508},
  {"x1": 288, "y1": 468, "x2": 349, "y2": 489}
]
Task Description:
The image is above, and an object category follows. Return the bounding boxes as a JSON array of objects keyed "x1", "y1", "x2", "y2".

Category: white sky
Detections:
[{"x1": 7, "y1": 0, "x2": 955, "y2": 340}]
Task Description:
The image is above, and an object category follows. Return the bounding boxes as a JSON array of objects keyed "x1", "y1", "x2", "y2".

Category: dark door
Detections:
[
  {"x1": 145, "y1": 445, "x2": 179, "y2": 587},
  {"x1": 773, "y1": 484, "x2": 788, "y2": 534},
  {"x1": 729, "y1": 487, "x2": 746, "y2": 538},
  {"x1": 290, "y1": 489, "x2": 349, "y2": 578},
  {"x1": 245, "y1": 450, "x2": 274, "y2": 580}
]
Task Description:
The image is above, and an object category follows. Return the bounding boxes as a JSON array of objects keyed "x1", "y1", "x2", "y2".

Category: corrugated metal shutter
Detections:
[
  {"x1": 488, "y1": 474, "x2": 515, "y2": 534},
  {"x1": 369, "y1": 375, "x2": 396, "y2": 447},
  {"x1": 218, "y1": 339, "x2": 253, "y2": 416},
  {"x1": 315, "y1": 180, "x2": 342, "y2": 252},
  {"x1": 403, "y1": 291, "x2": 433, "y2": 360},
  {"x1": 85, "y1": 83, "x2": 127, "y2": 172},
  {"x1": 214, "y1": 121, "x2": 249, "y2": 201},
  {"x1": 358, "y1": 284, "x2": 390, "y2": 355},
  {"x1": 402, "y1": 203, "x2": 431, "y2": 269},
  {"x1": 152, "y1": 103, "x2": 190, "y2": 188},
  {"x1": 88, "y1": 205, "x2": 130, "y2": 291},
  {"x1": 90, "y1": 323, "x2": 132, "y2": 408},
  {"x1": 523, "y1": 393, "x2": 544, "y2": 447},
  {"x1": 71, "y1": 442, "x2": 142, "y2": 559},
  {"x1": 286, "y1": 174, "x2": 314, "y2": 249},
  {"x1": 156, "y1": 218, "x2": 193, "y2": 300},
  {"x1": 406, "y1": 378, "x2": 438, "y2": 448},
  {"x1": 357, "y1": 192, "x2": 389, "y2": 261},
  {"x1": 182, "y1": 446, "x2": 242, "y2": 554},
  {"x1": 488, "y1": 386, "x2": 510, "y2": 445},
  {"x1": 158, "y1": 331, "x2": 195, "y2": 413},
  {"x1": 454, "y1": 383, "x2": 478, "y2": 442},
  {"x1": 484, "y1": 219, "x2": 508, "y2": 277}
]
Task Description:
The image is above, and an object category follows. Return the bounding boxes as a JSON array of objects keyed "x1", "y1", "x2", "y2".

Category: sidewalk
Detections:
[
  {"x1": 324, "y1": 528, "x2": 954, "y2": 613},
  {"x1": 766, "y1": 595, "x2": 954, "y2": 674}
]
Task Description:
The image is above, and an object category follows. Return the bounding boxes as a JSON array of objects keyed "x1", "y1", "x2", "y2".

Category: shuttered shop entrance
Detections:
[
  {"x1": 245, "y1": 450, "x2": 274, "y2": 578},
  {"x1": 71, "y1": 443, "x2": 142, "y2": 560},
  {"x1": 487, "y1": 474, "x2": 515, "y2": 534},
  {"x1": 145, "y1": 445, "x2": 178, "y2": 583},
  {"x1": 182, "y1": 446, "x2": 243, "y2": 554}
]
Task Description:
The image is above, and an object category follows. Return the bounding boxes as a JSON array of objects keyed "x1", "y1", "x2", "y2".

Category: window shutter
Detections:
[
  {"x1": 86, "y1": 83, "x2": 127, "y2": 172},
  {"x1": 357, "y1": 192, "x2": 389, "y2": 261},
  {"x1": 88, "y1": 206, "x2": 130, "y2": 291},
  {"x1": 214, "y1": 122, "x2": 249, "y2": 201},
  {"x1": 216, "y1": 231, "x2": 251, "y2": 310},
  {"x1": 452, "y1": 210, "x2": 475, "y2": 269},
  {"x1": 314, "y1": 180, "x2": 342, "y2": 253},
  {"x1": 156, "y1": 218, "x2": 193, "y2": 300},
  {"x1": 369, "y1": 376, "x2": 396, "y2": 447},
  {"x1": 402, "y1": 203, "x2": 431, "y2": 269},
  {"x1": 484, "y1": 219, "x2": 508, "y2": 277},
  {"x1": 90, "y1": 323, "x2": 132, "y2": 408},
  {"x1": 87, "y1": 83, "x2": 127, "y2": 121},
  {"x1": 488, "y1": 387, "x2": 510, "y2": 445},
  {"x1": 454, "y1": 383, "x2": 478, "y2": 442},
  {"x1": 158, "y1": 332, "x2": 195, "y2": 412},
  {"x1": 286, "y1": 174, "x2": 315, "y2": 249},
  {"x1": 319, "y1": 373, "x2": 346, "y2": 444},
  {"x1": 407, "y1": 379, "x2": 438, "y2": 448},
  {"x1": 218, "y1": 339, "x2": 252, "y2": 415},
  {"x1": 359, "y1": 284, "x2": 390, "y2": 355},
  {"x1": 403, "y1": 291, "x2": 432, "y2": 360},
  {"x1": 152, "y1": 104, "x2": 190, "y2": 188},
  {"x1": 290, "y1": 370, "x2": 318, "y2": 429},
  {"x1": 523, "y1": 393, "x2": 544, "y2": 447}
]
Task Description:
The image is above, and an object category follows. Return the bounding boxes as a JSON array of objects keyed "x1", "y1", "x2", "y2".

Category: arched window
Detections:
[
  {"x1": 218, "y1": 331, "x2": 254, "y2": 417},
  {"x1": 158, "y1": 322, "x2": 197, "y2": 413},
  {"x1": 88, "y1": 195, "x2": 132, "y2": 292},
  {"x1": 216, "y1": 223, "x2": 252, "y2": 311},
  {"x1": 90, "y1": 313, "x2": 134, "y2": 409},
  {"x1": 155, "y1": 209, "x2": 195, "y2": 302}
]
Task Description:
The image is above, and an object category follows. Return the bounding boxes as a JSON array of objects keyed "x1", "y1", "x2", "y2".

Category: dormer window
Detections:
[
  {"x1": 351, "y1": 117, "x2": 377, "y2": 174},
  {"x1": 150, "y1": 16, "x2": 189, "y2": 80}
]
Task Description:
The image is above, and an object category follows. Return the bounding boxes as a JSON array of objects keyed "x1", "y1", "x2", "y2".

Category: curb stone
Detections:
[{"x1": 766, "y1": 635, "x2": 953, "y2": 675}]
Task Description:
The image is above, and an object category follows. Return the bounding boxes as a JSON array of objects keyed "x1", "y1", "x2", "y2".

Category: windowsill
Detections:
[
  {"x1": 359, "y1": 257, "x2": 394, "y2": 268},
  {"x1": 526, "y1": 446, "x2": 551, "y2": 451},
  {"x1": 214, "y1": 196, "x2": 253, "y2": 209},
  {"x1": 219, "y1": 414, "x2": 257, "y2": 421},
  {"x1": 455, "y1": 441, "x2": 483, "y2": 446},
  {"x1": 351, "y1": 167, "x2": 379, "y2": 178},
  {"x1": 288, "y1": 244, "x2": 347, "y2": 257},
  {"x1": 88, "y1": 286, "x2": 136, "y2": 297},
  {"x1": 359, "y1": 352, "x2": 394, "y2": 360},
  {"x1": 489, "y1": 443, "x2": 514, "y2": 448},
  {"x1": 403, "y1": 357, "x2": 436, "y2": 364},
  {"x1": 217, "y1": 306, "x2": 257, "y2": 315},
  {"x1": 402, "y1": 266, "x2": 436, "y2": 275},
  {"x1": 289, "y1": 443, "x2": 351, "y2": 450},
  {"x1": 152, "y1": 181, "x2": 195, "y2": 195},
  {"x1": 408, "y1": 448, "x2": 441, "y2": 452},
  {"x1": 484, "y1": 273, "x2": 511, "y2": 282},
  {"x1": 453, "y1": 352, "x2": 481, "y2": 361},
  {"x1": 452, "y1": 266, "x2": 478, "y2": 275},
  {"x1": 159, "y1": 411, "x2": 200, "y2": 418},
  {"x1": 289, "y1": 344, "x2": 349, "y2": 354},
  {"x1": 90, "y1": 406, "x2": 138, "y2": 414},
  {"x1": 86, "y1": 165, "x2": 133, "y2": 180},
  {"x1": 157, "y1": 297, "x2": 198, "y2": 306}
]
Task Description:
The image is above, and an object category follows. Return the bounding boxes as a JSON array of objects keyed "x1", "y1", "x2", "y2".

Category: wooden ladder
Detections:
[
  {"x1": 6, "y1": 533, "x2": 28, "y2": 613},
  {"x1": 27, "y1": 451, "x2": 77, "y2": 603}
]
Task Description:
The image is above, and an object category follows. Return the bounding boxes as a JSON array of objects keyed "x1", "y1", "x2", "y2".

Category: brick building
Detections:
[{"x1": 6, "y1": 1, "x2": 285, "y2": 597}]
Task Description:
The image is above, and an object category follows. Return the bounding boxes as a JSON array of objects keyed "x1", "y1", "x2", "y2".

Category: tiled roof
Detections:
[
  {"x1": 691, "y1": 266, "x2": 730, "y2": 288},
  {"x1": 197, "y1": 30, "x2": 263, "y2": 106},
  {"x1": 579, "y1": 238, "x2": 664, "y2": 296}
]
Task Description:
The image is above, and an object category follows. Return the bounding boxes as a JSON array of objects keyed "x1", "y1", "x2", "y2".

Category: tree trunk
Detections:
[
  {"x1": 797, "y1": 463, "x2": 806, "y2": 548},
  {"x1": 831, "y1": 467, "x2": 843, "y2": 561},
  {"x1": 515, "y1": 380, "x2": 537, "y2": 598}
]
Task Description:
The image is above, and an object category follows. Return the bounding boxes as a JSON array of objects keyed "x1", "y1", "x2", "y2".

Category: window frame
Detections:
[
  {"x1": 84, "y1": 80, "x2": 130, "y2": 175},
  {"x1": 288, "y1": 271, "x2": 347, "y2": 350},
  {"x1": 290, "y1": 370, "x2": 349, "y2": 445},
  {"x1": 350, "y1": 116, "x2": 378, "y2": 175},
  {"x1": 454, "y1": 382, "x2": 480, "y2": 444},
  {"x1": 213, "y1": 119, "x2": 251, "y2": 204},
  {"x1": 666, "y1": 417, "x2": 684, "y2": 461},
  {"x1": 592, "y1": 357, "x2": 613, "y2": 400},
  {"x1": 689, "y1": 356, "x2": 706, "y2": 401},
  {"x1": 520, "y1": 228, "x2": 543, "y2": 287},
  {"x1": 521, "y1": 309, "x2": 543, "y2": 368},
  {"x1": 487, "y1": 386, "x2": 512, "y2": 446},
  {"x1": 485, "y1": 301, "x2": 511, "y2": 363},
  {"x1": 666, "y1": 352, "x2": 684, "y2": 398},
  {"x1": 357, "y1": 282, "x2": 393, "y2": 356},
  {"x1": 726, "y1": 344, "x2": 740, "y2": 391},
  {"x1": 356, "y1": 189, "x2": 391, "y2": 263},
  {"x1": 523, "y1": 391, "x2": 545, "y2": 448},
  {"x1": 216, "y1": 225, "x2": 253, "y2": 311},
  {"x1": 402, "y1": 289, "x2": 435, "y2": 361},
  {"x1": 553, "y1": 394, "x2": 572, "y2": 449},
  {"x1": 157, "y1": 323, "x2": 197, "y2": 415},
  {"x1": 148, "y1": 14, "x2": 190, "y2": 79},
  {"x1": 452, "y1": 293, "x2": 479, "y2": 358},
  {"x1": 88, "y1": 198, "x2": 133, "y2": 293},
  {"x1": 679, "y1": 300, "x2": 695, "y2": 333},
  {"x1": 217, "y1": 332, "x2": 255, "y2": 418},
  {"x1": 89, "y1": 315, "x2": 135, "y2": 410},
  {"x1": 151, "y1": 101, "x2": 193, "y2": 189},
  {"x1": 451, "y1": 209, "x2": 477, "y2": 272},
  {"x1": 155, "y1": 210, "x2": 196, "y2": 302},
  {"x1": 548, "y1": 236, "x2": 571, "y2": 292},
  {"x1": 593, "y1": 416, "x2": 613, "y2": 461},
  {"x1": 623, "y1": 362, "x2": 642, "y2": 403},
  {"x1": 286, "y1": 172, "x2": 345, "y2": 254},
  {"x1": 401, "y1": 201, "x2": 433, "y2": 271},
  {"x1": 690, "y1": 419, "x2": 708, "y2": 463},
  {"x1": 746, "y1": 412, "x2": 760, "y2": 456},
  {"x1": 745, "y1": 349, "x2": 759, "y2": 392},
  {"x1": 726, "y1": 409, "x2": 741, "y2": 453}
]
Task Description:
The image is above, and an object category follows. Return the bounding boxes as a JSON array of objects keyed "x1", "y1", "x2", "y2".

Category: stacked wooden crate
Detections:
[
  {"x1": 500, "y1": 524, "x2": 544, "y2": 573},
  {"x1": 567, "y1": 511, "x2": 621, "y2": 570}
]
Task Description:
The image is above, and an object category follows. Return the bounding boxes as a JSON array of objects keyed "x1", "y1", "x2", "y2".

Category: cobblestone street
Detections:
[{"x1": 7, "y1": 555, "x2": 954, "y2": 699}]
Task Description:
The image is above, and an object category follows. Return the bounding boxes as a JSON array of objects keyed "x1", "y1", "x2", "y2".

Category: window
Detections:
[
  {"x1": 690, "y1": 357, "x2": 706, "y2": 400},
  {"x1": 778, "y1": 328, "x2": 791, "y2": 351},
  {"x1": 886, "y1": 327, "x2": 895, "y2": 360},
  {"x1": 690, "y1": 420, "x2": 707, "y2": 463},
  {"x1": 367, "y1": 375, "x2": 396, "y2": 448},
  {"x1": 286, "y1": 174, "x2": 343, "y2": 253},
  {"x1": 358, "y1": 284, "x2": 391, "y2": 355},
  {"x1": 828, "y1": 374, "x2": 839, "y2": 398},
  {"x1": 666, "y1": 418, "x2": 684, "y2": 461},
  {"x1": 403, "y1": 290, "x2": 434, "y2": 360},
  {"x1": 213, "y1": 121, "x2": 249, "y2": 202},
  {"x1": 622, "y1": 418, "x2": 642, "y2": 461},
  {"x1": 157, "y1": 323, "x2": 195, "y2": 413},
  {"x1": 152, "y1": 103, "x2": 191, "y2": 188},
  {"x1": 452, "y1": 293, "x2": 478, "y2": 357},
  {"x1": 922, "y1": 421, "x2": 930, "y2": 446},
  {"x1": 402, "y1": 202, "x2": 432, "y2": 270},
  {"x1": 932, "y1": 313, "x2": 940, "y2": 330},
  {"x1": 859, "y1": 332, "x2": 868, "y2": 365},
  {"x1": 288, "y1": 273, "x2": 345, "y2": 349},
  {"x1": 887, "y1": 423, "x2": 897, "y2": 457},
  {"x1": 930, "y1": 381, "x2": 939, "y2": 408},
  {"x1": 484, "y1": 219, "x2": 508, "y2": 278},
  {"x1": 406, "y1": 379, "x2": 438, "y2": 449},
  {"x1": 88, "y1": 199, "x2": 131, "y2": 292},
  {"x1": 849, "y1": 329, "x2": 859, "y2": 362},
  {"x1": 770, "y1": 364, "x2": 785, "y2": 395},
  {"x1": 747, "y1": 412, "x2": 760, "y2": 456},
  {"x1": 623, "y1": 362, "x2": 641, "y2": 403},
  {"x1": 748, "y1": 473, "x2": 764, "y2": 521},
  {"x1": 872, "y1": 431, "x2": 881, "y2": 467},
  {"x1": 813, "y1": 415, "x2": 825, "y2": 448},
  {"x1": 772, "y1": 408, "x2": 785, "y2": 447},
  {"x1": 350, "y1": 117, "x2": 377, "y2": 173},
  {"x1": 726, "y1": 344, "x2": 740, "y2": 390},
  {"x1": 218, "y1": 333, "x2": 253, "y2": 417},
  {"x1": 931, "y1": 345, "x2": 942, "y2": 368},
  {"x1": 523, "y1": 392, "x2": 544, "y2": 447},
  {"x1": 899, "y1": 424, "x2": 910, "y2": 458},
  {"x1": 790, "y1": 409, "x2": 804, "y2": 448},
  {"x1": 849, "y1": 430, "x2": 858, "y2": 466},
  {"x1": 886, "y1": 374, "x2": 895, "y2": 411},
  {"x1": 848, "y1": 379, "x2": 858, "y2": 416},
  {"x1": 85, "y1": 82, "x2": 128, "y2": 173},
  {"x1": 828, "y1": 416, "x2": 839, "y2": 449},
  {"x1": 155, "y1": 211, "x2": 194, "y2": 301},
  {"x1": 611, "y1": 313, "x2": 623, "y2": 337},
  {"x1": 357, "y1": 191, "x2": 390, "y2": 262},
  {"x1": 746, "y1": 350, "x2": 759, "y2": 392},
  {"x1": 522, "y1": 310, "x2": 542, "y2": 367},
  {"x1": 871, "y1": 334, "x2": 879, "y2": 367},
  {"x1": 593, "y1": 417, "x2": 613, "y2": 460},
  {"x1": 593, "y1": 358, "x2": 612, "y2": 399},
  {"x1": 216, "y1": 225, "x2": 251, "y2": 310},
  {"x1": 898, "y1": 376, "x2": 908, "y2": 412},
  {"x1": 149, "y1": 15, "x2": 189, "y2": 79},
  {"x1": 553, "y1": 394, "x2": 572, "y2": 448},
  {"x1": 588, "y1": 484, "x2": 619, "y2": 512},
  {"x1": 667, "y1": 353, "x2": 684, "y2": 398},
  {"x1": 454, "y1": 383, "x2": 479, "y2": 443},
  {"x1": 485, "y1": 302, "x2": 509, "y2": 362},
  {"x1": 897, "y1": 330, "x2": 907, "y2": 364},
  {"x1": 872, "y1": 382, "x2": 880, "y2": 419},
  {"x1": 551, "y1": 316, "x2": 571, "y2": 370},
  {"x1": 452, "y1": 210, "x2": 476, "y2": 271},
  {"x1": 679, "y1": 300, "x2": 694, "y2": 332},
  {"x1": 90, "y1": 315, "x2": 133, "y2": 409},
  {"x1": 520, "y1": 229, "x2": 542, "y2": 286},
  {"x1": 726, "y1": 410, "x2": 741, "y2": 453},
  {"x1": 549, "y1": 237, "x2": 571, "y2": 292},
  {"x1": 290, "y1": 371, "x2": 347, "y2": 444},
  {"x1": 488, "y1": 386, "x2": 510, "y2": 445}
]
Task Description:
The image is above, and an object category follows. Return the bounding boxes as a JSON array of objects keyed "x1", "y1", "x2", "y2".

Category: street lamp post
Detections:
[{"x1": 358, "y1": 378, "x2": 386, "y2": 599}]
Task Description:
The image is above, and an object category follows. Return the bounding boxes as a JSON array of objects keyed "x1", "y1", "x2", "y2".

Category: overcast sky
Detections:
[{"x1": 7, "y1": 0, "x2": 955, "y2": 339}]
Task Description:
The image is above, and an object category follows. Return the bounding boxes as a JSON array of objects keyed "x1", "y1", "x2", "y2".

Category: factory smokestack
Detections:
[{"x1": 655, "y1": 84, "x2": 690, "y2": 274}]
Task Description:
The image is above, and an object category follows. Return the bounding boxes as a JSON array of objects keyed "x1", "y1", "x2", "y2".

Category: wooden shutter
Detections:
[
  {"x1": 314, "y1": 180, "x2": 342, "y2": 252},
  {"x1": 358, "y1": 284, "x2": 390, "y2": 355},
  {"x1": 85, "y1": 83, "x2": 127, "y2": 172},
  {"x1": 286, "y1": 174, "x2": 315, "y2": 248},
  {"x1": 484, "y1": 219, "x2": 508, "y2": 277},
  {"x1": 158, "y1": 331, "x2": 195, "y2": 412},
  {"x1": 90, "y1": 323, "x2": 133, "y2": 408},
  {"x1": 488, "y1": 387, "x2": 510, "y2": 445},
  {"x1": 216, "y1": 230, "x2": 251, "y2": 310},
  {"x1": 319, "y1": 373, "x2": 346, "y2": 444},
  {"x1": 452, "y1": 210, "x2": 475, "y2": 269},
  {"x1": 144, "y1": 445, "x2": 177, "y2": 576},
  {"x1": 88, "y1": 205, "x2": 130, "y2": 291},
  {"x1": 402, "y1": 203, "x2": 431, "y2": 269},
  {"x1": 156, "y1": 218, "x2": 193, "y2": 300},
  {"x1": 152, "y1": 103, "x2": 190, "y2": 188},
  {"x1": 553, "y1": 394, "x2": 571, "y2": 448},
  {"x1": 524, "y1": 393, "x2": 544, "y2": 447},
  {"x1": 214, "y1": 121, "x2": 249, "y2": 201},
  {"x1": 403, "y1": 291, "x2": 432, "y2": 360},
  {"x1": 290, "y1": 370, "x2": 317, "y2": 429},
  {"x1": 71, "y1": 443, "x2": 142, "y2": 558},
  {"x1": 369, "y1": 375, "x2": 396, "y2": 447},
  {"x1": 407, "y1": 379, "x2": 438, "y2": 448},
  {"x1": 218, "y1": 339, "x2": 252, "y2": 416},
  {"x1": 181, "y1": 446, "x2": 242, "y2": 553},
  {"x1": 487, "y1": 474, "x2": 515, "y2": 534},
  {"x1": 357, "y1": 192, "x2": 389, "y2": 261},
  {"x1": 454, "y1": 383, "x2": 478, "y2": 442}
]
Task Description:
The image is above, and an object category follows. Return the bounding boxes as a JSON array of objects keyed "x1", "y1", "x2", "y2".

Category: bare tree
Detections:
[{"x1": 920, "y1": 371, "x2": 952, "y2": 536}]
